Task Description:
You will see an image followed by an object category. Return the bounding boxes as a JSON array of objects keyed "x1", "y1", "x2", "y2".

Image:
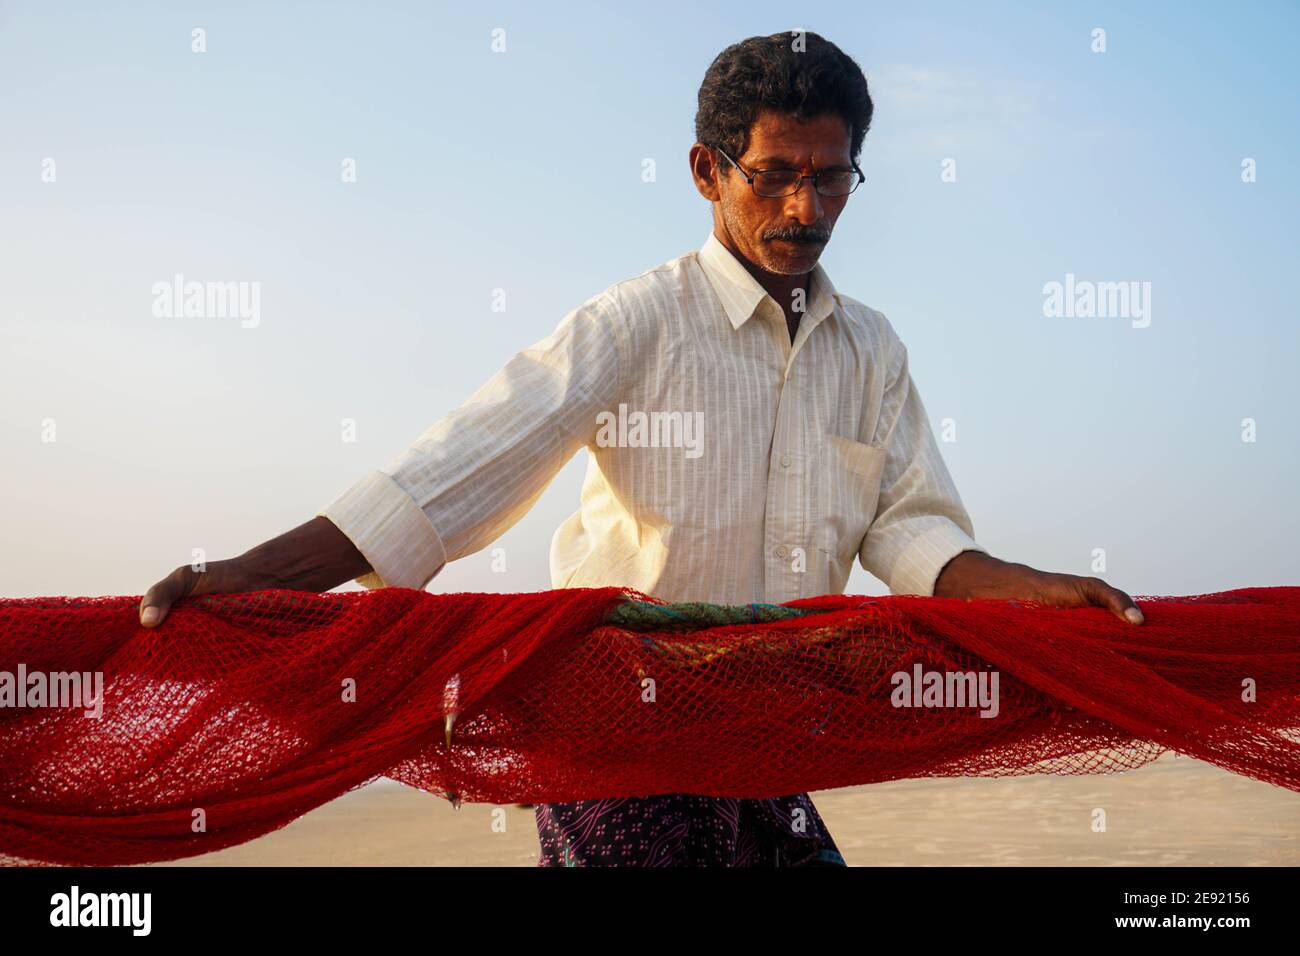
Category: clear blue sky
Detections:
[{"x1": 2, "y1": 1, "x2": 1297, "y2": 600}]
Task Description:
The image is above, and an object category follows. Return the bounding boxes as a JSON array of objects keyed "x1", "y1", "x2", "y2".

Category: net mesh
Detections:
[{"x1": 1, "y1": 584, "x2": 1297, "y2": 866}]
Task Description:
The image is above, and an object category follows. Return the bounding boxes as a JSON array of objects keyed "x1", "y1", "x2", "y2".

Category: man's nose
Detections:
[{"x1": 783, "y1": 183, "x2": 823, "y2": 223}]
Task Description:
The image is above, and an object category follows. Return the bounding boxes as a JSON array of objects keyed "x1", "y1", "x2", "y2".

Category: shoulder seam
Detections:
[{"x1": 603, "y1": 251, "x2": 695, "y2": 301}]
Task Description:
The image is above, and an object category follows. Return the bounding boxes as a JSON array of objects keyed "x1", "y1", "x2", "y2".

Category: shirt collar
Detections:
[{"x1": 696, "y1": 231, "x2": 841, "y2": 331}]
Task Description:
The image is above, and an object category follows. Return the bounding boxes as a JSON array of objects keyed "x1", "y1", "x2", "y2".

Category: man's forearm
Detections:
[
  {"x1": 933, "y1": 550, "x2": 1023, "y2": 600},
  {"x1": 234, "y1": 515, "x2": 372, "y2": 593}
]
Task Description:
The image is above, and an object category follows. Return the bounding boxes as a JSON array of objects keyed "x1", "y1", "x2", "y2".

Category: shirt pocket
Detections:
[{"x1": 821, "y1": 433, "x2": 887, "y2": 564}]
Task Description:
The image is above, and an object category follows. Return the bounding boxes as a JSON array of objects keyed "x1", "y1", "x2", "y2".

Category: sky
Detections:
[{"x1": 2, "y1": 0, "x2": 1297, "y2": 601}]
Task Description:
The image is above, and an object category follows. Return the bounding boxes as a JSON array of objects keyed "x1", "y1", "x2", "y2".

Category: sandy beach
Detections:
[{"x1": 152, "y1": 753, "x2": 1299, "y2": 866}]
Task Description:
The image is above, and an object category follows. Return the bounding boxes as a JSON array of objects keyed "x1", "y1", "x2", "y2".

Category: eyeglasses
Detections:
[{"x1": 712, "y1": 145, "x2": 864, "y2": 198}]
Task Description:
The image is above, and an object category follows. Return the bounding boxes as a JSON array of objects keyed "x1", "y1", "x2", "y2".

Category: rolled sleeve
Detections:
[
  {"x1": 317, "y1": 291, "x2": 623, "y2": 592},
  {"x1": 858, "y1": 321, "x2": 986, "y2": 596},
  {"x1": 317, "y1": 470, "x2": 448, "y2": 591},
  {"x1": 876, "y1": 517, "x2": 984, "y2": 598}
]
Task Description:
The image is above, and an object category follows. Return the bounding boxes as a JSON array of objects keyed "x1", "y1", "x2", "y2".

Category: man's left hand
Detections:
[{"x1": 933, "y1": 550, "x2": 1145, "y2": 625}]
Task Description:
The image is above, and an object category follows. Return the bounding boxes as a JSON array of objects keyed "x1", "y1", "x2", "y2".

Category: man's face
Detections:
[{"x1": 710, "y1": 108, "x2": 856, "y2": 276}]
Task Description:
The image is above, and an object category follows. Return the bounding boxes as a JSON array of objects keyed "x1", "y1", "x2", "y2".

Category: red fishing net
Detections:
[{"x1": 1, "y1": 585, "x2": 1297, "y2": 866}]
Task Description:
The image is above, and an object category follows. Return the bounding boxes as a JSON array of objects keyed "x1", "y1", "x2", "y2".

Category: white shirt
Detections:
[{"x1": 318, "y1": 232, "x2": 986, "y2": 604}]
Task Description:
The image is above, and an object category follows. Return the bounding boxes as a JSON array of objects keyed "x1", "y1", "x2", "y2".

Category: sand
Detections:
[{"x1": 150, "y1": 752, "x2": 1299, "y2": 866}]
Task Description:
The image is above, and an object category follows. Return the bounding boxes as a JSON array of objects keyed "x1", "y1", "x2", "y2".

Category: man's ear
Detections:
[{"x1": 690, "y1": 143, "x2": 723, "y2": 202}]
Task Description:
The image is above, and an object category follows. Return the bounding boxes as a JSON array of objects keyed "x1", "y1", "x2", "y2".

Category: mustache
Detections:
[{"x1": 765, "y1": 226, "x2": 830, "y2": 243}]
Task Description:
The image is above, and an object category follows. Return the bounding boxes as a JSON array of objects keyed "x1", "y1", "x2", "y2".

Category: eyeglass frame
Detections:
[{"x1": 711, "y1": 144, "x2": 865, "y2": 198}]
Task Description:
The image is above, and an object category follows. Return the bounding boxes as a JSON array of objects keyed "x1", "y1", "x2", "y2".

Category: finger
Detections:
[
  {"x1": 139, "y1": 566, "x2": 196, "y2": 627},
  {"x1": 138, "y1": 584, "x2": 167, "y2": 627},
  {"x1": 1084, "y1": 577, "x2": 1144, "y2": 625}
]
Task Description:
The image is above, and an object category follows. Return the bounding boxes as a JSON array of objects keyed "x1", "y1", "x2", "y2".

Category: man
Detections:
[{"x1": 140, "y1": 32, "x2": 1143, "y2": 866}]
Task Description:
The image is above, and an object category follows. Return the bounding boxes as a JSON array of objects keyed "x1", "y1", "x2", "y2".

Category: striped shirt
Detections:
[{"x1": 318, "y1": 231, "x2": 985, "y2": 604}]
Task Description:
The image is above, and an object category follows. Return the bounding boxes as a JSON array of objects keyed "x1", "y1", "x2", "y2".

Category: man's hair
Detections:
[{"x1": 694, "y1": 32, "x2": 873, "y2": 169}]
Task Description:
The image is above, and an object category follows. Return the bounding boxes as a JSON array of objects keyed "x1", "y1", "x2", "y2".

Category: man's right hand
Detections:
[
  {"x1": 138, "y1": 516, "x2": 374, "y2": 627},
  {"x1": 139, "y1": 559, "x2": 267, "y2": 628}
]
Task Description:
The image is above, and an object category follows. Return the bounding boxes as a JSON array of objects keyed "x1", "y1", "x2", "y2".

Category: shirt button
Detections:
[
  {"x1": 779, "y1": 454, "x2": 792, "y2": 468},
  {"x1": 775, "y1": 545, "x2": 789, "y2": 559}
]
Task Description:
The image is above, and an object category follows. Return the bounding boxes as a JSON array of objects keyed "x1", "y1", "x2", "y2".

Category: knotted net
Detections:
[{"x1": 1, "y1": 585, "x2": 1296, "y2": 865}]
